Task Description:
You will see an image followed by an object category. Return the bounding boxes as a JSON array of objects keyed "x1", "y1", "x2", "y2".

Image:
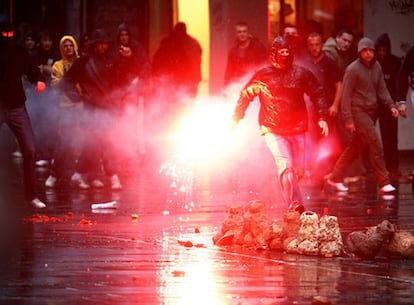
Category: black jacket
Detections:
[
  {"x1": 0, "y1": 37, "x2": 45, "y2": 108},
  {"x1": 224, "y1": 37, "x2": 268, "y2": 85},
  {"x1": 375, "y1": 33, "x2": 401, "y2": 100},
  {"x1": 233, "y1": 64, "x2": 328, "y2": 135},
  {"x1": 60, "y1": 50, "x2": 125, "y2": 109},
  {"x1": 396, "y1": 46, "x2": 414, "y2": 101}
]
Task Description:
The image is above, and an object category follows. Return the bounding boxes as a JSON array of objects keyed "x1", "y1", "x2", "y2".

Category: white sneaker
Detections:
[
  {"x1": 110, "y1": 174, "x2": 122, "y2": 190},
  {"x1": 36, "y1": 160, "x2": 49, "y2": 167},
  {"x1": 45, "y1": 175, "x2": 57, "y2": 188},
  {"x1": 91, "y1": 179, "x2": 104, "y2": 188},
  {"x1": 71, "y1": 172, "x2": 90, "y2": 189},
  {"x1": 12, "y1": 150, "x2": 22, "y2": 158},
  {"x1": 380, "y1": 184, "x2": 396, "y2": 193},
  {"x1": 30, "y1": 198, "x2": 46, "y2": 209},
  {"x1": 327, "y1": 179, "x2": 349, "y2": 191}
]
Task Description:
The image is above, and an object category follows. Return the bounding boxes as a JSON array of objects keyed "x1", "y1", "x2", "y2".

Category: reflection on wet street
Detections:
[{"x1": 1, "y1": 144, "x2": 414, "y2": 305}]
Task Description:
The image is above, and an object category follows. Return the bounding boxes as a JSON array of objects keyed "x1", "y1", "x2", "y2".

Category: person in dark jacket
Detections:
[
  {"x1": 153, "y1": 22, "x2": 202, "y2": 98},
  {"x1": 59, "y1": 28, "x2": 125, "y2": 190},
  {"x1": 224, "y1": 21, "x2": 268, "y2": 85},
  {"x1": 303, "y1": 32, "x2": 343, "y2": 184},
  {"x1": 114, "y1": 22, "x2": 151, "y2": 97},
  {"x1": 396, "y1": 45, "x2": 414, "y2": 181},
  {"x1": 30, "y1": 30, "x2": 60, "y2": 166},
  {"x1": 375, "y1": 33, "x2": 406, "y2": 180},
  {"x1": 326, "y1": 37, "x2": 399, "y2": 193},
  {"x1": 0, "y1": 21, "x2": 47, "y2": 208},
  {"x1": 323, "y1": 27, "x2": 358, "y2": 79},
  {"x1": 231, "y1": 36, "x2": 329, "y2": 212},
  {"x1": 396, "y1": 45, "x2": 414, "y2": 106}
]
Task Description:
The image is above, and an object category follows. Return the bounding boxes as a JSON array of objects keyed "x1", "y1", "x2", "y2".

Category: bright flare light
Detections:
[{"x1": 169, "y1": 101, "x2": 236, "y2": 164}]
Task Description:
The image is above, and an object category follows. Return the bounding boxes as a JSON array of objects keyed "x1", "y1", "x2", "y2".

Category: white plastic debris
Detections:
[{"x1": 91, "y1": 201, "x2": 117, "y2": 209}]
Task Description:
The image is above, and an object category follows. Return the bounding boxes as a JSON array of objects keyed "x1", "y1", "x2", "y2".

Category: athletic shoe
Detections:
[
  {"x1": 288, "y1": 200, "x2": 305, "y2": 214},
  {"x1": 29, "y1": 198, "x2": 46, "y2": 209},
  {"x1": 12, "y1": 150, "x2": 22, "y2": 158},
  {"x1": 45, "y1": 175, "x2": 57, "y2": 188},
  {"x1": 110, "y1": 174, "x2": 122, "y2": 190},
  {"x1": 36, "y1": 160, "x2": 49, "y2": 167},
  {"x1": 380, "y1": 184, "x2": 396, "y2": 193},
  {"x1": 71, "y1": 172, "x2": 90, "y2": 189},
  {"x1": 91, "y1": 179, "x2": 104, "y2": 188},
  {"x1": 326, "y1": 179, "x2": 349, "y2": 191}
]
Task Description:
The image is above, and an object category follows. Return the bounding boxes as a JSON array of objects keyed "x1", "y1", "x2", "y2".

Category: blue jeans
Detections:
[
  {"x1": 0, "y1": 106, "x2": 37, "y2": 200},
  {"x1": 263, "y1": 132, "x2": 305, "y2": 205}
]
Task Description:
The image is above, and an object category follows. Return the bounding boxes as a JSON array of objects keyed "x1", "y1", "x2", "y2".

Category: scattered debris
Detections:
[
  {"x1": 346, "y1": 220, "x2": 396, "y2": 259},
  {"x1": 387, "y1": 229, "x2": 414, "y2": 258},
  {"x1": 213, "y1": 200, "x2": 343, "y2": 257},
  {"x1": 78, "y1": 219, "x2": 97, "y2": 226}
]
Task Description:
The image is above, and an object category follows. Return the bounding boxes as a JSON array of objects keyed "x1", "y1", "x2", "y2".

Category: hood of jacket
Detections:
[
  {"x1": 358, "y1": 37, "x2": 375, "y2": 53},
  {"x1": 59, "y1": 35, "x2": 79, "y2": 61},
  {"x1": 117, "y1": 23, "x2": 130, "y2": 42},
  {"x1": 375, "y1": 33, "x2": 391, "y2": 54}
]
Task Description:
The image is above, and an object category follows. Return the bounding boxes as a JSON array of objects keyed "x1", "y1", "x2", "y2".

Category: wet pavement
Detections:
[{"x1": 1, "y1": 141, "x2": 414, "y2": 305}]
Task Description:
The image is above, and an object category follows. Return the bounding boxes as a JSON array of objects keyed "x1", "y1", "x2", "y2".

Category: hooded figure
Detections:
[
  {"x1": 44, "y1": 35, "x2": 90, "y2": 190},
  {"x1": 326, "y1": 37, "x2": 399, "y2": 194},
  {"x1": 60, "y1": 28, "x2": 117, "y2": 108},
  {"x1": 51, "y1": 35, "x2": 79, "y2": 86},
  {"x1": 374, "y1": 33, "x2": 403, "y2": 179},
  {"x1": 374, "y1": 33, "x2": 400, "y2": 100},
  {"x1": 153, "y1": 22, "x2": 202, "y2": 98},
  {"x1": 58, "y1": 28, "x2": 124, "y2": 190},
  {"x1": 357, "y1": 38, "x2": 376, "y2": 61},
  {"x1": 231, "y1": 36, "x2": 328, "y2": 212},
  {"x1": 114, "y1": 22, "x2": 151, "y2": 94},
  {"x1": 269, "y1": 35, "x2": 293, "y2": 69}
]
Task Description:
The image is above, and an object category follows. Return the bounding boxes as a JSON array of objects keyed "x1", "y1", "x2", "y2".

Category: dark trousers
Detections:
[
  {"x1": 330, "y1": 108, "x2": 390, "y2": 187},
  {"x1": 0, "y1": 106, "x2": 37, "y2": 200},
  {"x1": 76, "y1": 109, "x2": 119, "y2": 180},
  {"x1": 50, "y1": 109, "x2": 83, "y2": 179},
  {"x1": 378, "y1": 104, "x2": 399, "y2": 175}
]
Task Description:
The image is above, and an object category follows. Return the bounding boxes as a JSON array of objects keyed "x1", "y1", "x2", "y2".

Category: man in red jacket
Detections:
[{"x1": 231, "y1": 36, "x2": 329, "y2": 213}]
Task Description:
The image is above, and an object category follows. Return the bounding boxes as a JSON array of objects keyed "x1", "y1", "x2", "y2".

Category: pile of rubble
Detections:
[{"x1": 213, "y1": 200, "x2": 414, "y2": 259}]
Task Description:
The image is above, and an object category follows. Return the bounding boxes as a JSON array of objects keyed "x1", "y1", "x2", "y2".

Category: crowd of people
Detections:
[
  {"x1": 229, "y1": 23, "x2": 412, "y2": 212},
  {"x1": 0, "y1": 18, "x2": 413, "y2": 212},
  {"x1": 0, "y1": 19, "x2": 202, "y2": 209}
]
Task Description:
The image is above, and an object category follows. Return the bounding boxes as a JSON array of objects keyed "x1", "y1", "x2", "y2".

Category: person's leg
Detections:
[
  {"x1": 264, "y1": 133, "x2": 302, "y2": 206},
  {"x1": 336, "y1": 112, "x2": 366, "y2": 179},
  {"x1": 356, "y1": 111, "x2": 390, "y2": 187},
  {"x1": 6, "y1": 107, "x2": 38, "y2": 201},
  {"x1": 99, "y1": 113, "x2": 122, "y2": 189},
  {"x1": 378, "y1": 105, "x2": 399, "y2": 177},
  {"x1": 76, "y1": 110, "x2": 104, "y2": 186},
  {"x1": 329, "y1": 132, "x2": 365, "y2": 183}
]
